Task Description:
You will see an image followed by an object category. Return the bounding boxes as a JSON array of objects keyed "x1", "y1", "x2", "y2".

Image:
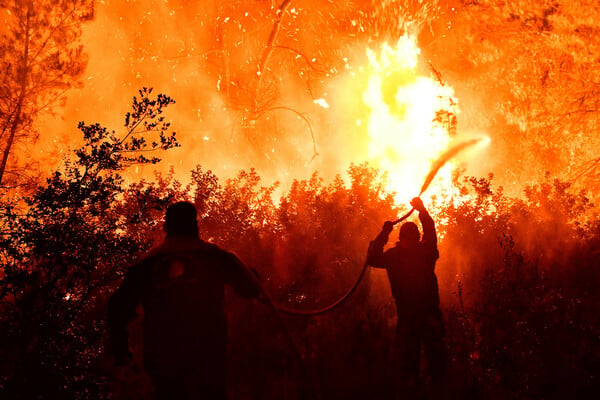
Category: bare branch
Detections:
[
  {"x1": 27, "y1": 4, "x2": 78, "y2": 67},
  {"x1": 255, "y1": 0, "x2": 295, "y2": 104},
  {"x1": 571, "y1": 157, "x2": 600, "y2": 182},
  {"x1": 258, "y1": 106, "x2": 319, "y2": 163},
  {"x1": 271, "y1": 45, "x2": 326, "y2": 73}
]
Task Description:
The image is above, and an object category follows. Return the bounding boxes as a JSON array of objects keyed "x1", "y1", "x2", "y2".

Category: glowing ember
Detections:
[{"x1": 362, "y1": 35, "x2": 458, "y2": 204}]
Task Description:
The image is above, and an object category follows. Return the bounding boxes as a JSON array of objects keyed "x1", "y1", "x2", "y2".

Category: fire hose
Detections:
[
  {"x1": 272, "y1": 137, "x2": 483, "y2": 316},
  {"x1": 248, "y1": 138, "x2": 485, "y2": 399}
]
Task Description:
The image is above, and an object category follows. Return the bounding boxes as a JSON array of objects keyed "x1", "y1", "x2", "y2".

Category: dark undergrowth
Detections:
[{"x1": 1, "y1": 92, "x2": 598, "y2": 399}]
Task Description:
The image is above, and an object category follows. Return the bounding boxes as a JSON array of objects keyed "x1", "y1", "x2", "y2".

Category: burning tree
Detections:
[
  {"x1": 0, "y1": 1, "x2": 599, "y2": 399},
  {"x1": 423, "y1": 0, "x2": 600, "y2": 191},
  {"x1": 0, "y1": 0, "x2": 93, "y2": 188},
  {"x1": 0, "y1": 87, "x2": 598, "y2": 399}
]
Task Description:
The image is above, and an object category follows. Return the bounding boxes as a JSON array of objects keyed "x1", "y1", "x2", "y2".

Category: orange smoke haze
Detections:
[{"x1": 30, "y1": 0, "x2": 600, "y2": 202}]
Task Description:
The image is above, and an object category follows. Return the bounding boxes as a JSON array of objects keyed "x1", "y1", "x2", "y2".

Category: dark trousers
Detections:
[{"x1": 393, "y1": 308, "x2": 447, "y2": 390}]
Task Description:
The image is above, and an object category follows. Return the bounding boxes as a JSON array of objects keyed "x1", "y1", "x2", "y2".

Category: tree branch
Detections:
[
  {"x1": 271, "y1": 45, "x2": 325, "y2": 73},
  {"x1": 258, "y1": 106, "x2": 319, "y2": 164},
  {"x1": 27, "y1": 3, "x2": 78, "y2": 67},
  {"x1": 255, "y1": 0, "x2": 295, "y2": 104}
]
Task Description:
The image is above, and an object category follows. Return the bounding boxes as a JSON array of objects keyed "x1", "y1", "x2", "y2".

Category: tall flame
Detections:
[{"x1": 362, "y1": 35, "x2": 458, "y2": 204}]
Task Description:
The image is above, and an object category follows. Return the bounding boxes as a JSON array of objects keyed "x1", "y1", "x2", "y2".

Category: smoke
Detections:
[
  {"x1": 33, "y1": 0, "x2": 364, "y2": 186},
  {"x1": 28, "y1": 1, "x2": 492, "y2": 199},
  {"x1": 26, "y1": 0, "x2": 597, "y2": 204}
]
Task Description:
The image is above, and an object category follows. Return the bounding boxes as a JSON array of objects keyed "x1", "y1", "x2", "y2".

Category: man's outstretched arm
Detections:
[{"x1": 367, "y1": 221, "x2": 394, "y2": 268}]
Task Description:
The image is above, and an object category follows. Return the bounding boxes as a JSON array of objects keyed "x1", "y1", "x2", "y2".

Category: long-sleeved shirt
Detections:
[
  {"x1": 107, "y1": 236, "x2": 259, "y2": 367},
  {"x1": 367, "y1": 211, "x2": 440, "y2": 317}
]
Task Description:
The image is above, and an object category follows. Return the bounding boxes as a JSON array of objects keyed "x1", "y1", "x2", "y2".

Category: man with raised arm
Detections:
[
  {"x1": 107, "y1": 201, "x2": 261, "y2": 400},
  {"x1": 367, "y1": 197, "x2": 447, "y2": 396}
]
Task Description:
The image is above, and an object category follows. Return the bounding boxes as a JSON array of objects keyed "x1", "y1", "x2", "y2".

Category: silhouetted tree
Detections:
[
  {"x1": 0, "y1": 0, "x2": 94, "y2": 187},
  {"x1": 0, "y1": 87, "x2": 178, "y2": 399}
]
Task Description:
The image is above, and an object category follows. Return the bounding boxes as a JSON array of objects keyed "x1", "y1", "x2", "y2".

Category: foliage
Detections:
[
  {"x1": 0, "y1": 0, "x2": 95, "y2": 187},
  {"x1": 425, "y1": 0, "x2": 600, "y2": 191},
  {"x1": 440, "y1": 174, "x2": 599, "y2": 399},
  {"x1": 0, "y1": 88, "x2": 178, "y2": 399},
  {"x1": 0, "y1": 90, "x2": 598, "y2": 399}
]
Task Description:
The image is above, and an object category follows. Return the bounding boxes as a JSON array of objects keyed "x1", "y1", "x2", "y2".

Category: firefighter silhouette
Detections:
[
  {"x1": 108, "y1": 201, "x2": 260, "y2": 400},
  {"x1": 367, "y1": 197, "x2": 447, "y2": 396}
]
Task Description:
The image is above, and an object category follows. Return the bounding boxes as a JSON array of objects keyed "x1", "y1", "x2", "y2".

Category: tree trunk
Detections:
[{"x1": 0, "y1": 7, "x2": 31, "y2": 186}]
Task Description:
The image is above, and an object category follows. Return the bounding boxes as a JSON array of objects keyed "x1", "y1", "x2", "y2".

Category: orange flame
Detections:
[{"x1": 362, "y1": 35, "x2": 458, "y2": 204}]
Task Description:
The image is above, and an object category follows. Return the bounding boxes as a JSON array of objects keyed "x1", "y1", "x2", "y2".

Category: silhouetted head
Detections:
[
  {"x1": 164, "y1": 201, "x2": 199, "y2": 238},
  {"x1": 398, "y1": 221, "x2": 420, "y2": 247}
]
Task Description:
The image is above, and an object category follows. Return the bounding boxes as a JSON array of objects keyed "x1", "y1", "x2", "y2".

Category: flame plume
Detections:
[{"x1": 361, "y1": 35, "x2": 459, "y2": 203}]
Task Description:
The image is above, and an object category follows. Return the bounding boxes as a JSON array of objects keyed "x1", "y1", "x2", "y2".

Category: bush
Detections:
[{"x1": 1, "y1": 91, "x2": 598, "y2": 399}]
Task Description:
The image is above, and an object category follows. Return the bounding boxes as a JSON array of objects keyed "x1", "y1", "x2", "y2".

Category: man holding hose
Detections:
[{"x1": 367, "y1": 197, "x2": 447, "y2": 397}]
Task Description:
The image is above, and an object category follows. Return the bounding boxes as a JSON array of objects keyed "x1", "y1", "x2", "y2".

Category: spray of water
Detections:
[
  {"x1": 419, "y1": 138, "x2": 484, "y2": 195},
  {"x1": 393, "y1": 137, "x2": 485, "y2": 224},
  {"x1": 275, "y1": 136, "x2": 487, "y2": 315}
]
